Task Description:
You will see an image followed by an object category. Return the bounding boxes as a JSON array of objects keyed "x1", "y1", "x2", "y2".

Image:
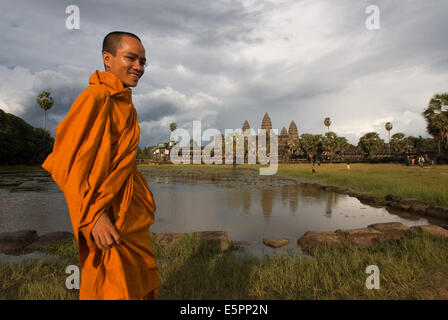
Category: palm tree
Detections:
[
  {"x1": 322, "y1": 131, "x2": 337, "y2": 162},
  {"x1": 286, "y1": 137, "x2": 300, "y2": 159},
  {"x1": 37, "y1": 91, "x2": 54, "y2": 130},
  {"x1": 324, "y1": 117, "x2": 331, "y2": 132},
  {"x1": 334, "y1": 136, "x2": 349, "y2": 159},
  {"x1": 385, "y1": 122, "x2": 393, "y2": 155},
  {"x1": 390, "y1": 133, "x2": 413, "y2": 154},
  {"x1": 300, "y1": 133, "x2": 323, "y2": 161},
  {"x1": 422, "y1": 93, "x2": 448, "y2": 155},
  {"x1": 169, "y1": 122, "x2": 178, "y2": 145},
  {"x1": 358, "y1": 132, "x2": 384, "y2": 158}
]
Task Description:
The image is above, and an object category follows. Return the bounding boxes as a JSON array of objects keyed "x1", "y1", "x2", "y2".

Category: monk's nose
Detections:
[{"x1": 132, "y1": 60, "x2": 144, "y2": 74}]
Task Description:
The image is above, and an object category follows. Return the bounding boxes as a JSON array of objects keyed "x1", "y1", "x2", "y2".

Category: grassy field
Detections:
[
  {"x1": 1, "y1": 232, "x2": 448, "y2": 300},
  {"x1": 276, "y1": 163, "x2": 448, "y2": 208}
]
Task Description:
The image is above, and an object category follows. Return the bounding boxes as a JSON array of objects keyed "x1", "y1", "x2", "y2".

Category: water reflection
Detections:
[
  {"x1": 288, "y1": 185, "x2": 298, "y2": 216},
  {"x1": 0, "y1": 184, "x2": 72, "y2": 234},
  {"x1": 146, "y1": 178, "x2": 436, "y2": 242},
  {"x1": 325, "y1": 192, "x2": 337, "y2": 217},
  {"x1": 242, "y1": 190, "x2": 251, "y2": 216},
  {"x1": 261, "y1": 189, "x2": 273, "y2": 219}
]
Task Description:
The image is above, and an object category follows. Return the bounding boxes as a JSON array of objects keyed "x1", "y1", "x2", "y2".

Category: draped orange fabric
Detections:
[{"x1": 42, "y1": 70, "x2": 159, "y2": 300}]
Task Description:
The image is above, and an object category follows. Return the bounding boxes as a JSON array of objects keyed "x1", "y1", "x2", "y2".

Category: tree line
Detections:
[
  {"x1": 0, "y1": 109, "x2": 53, "y2": 165},
  {"x1": 285, "y1": 130, "x2": 440, "y2": 162}
]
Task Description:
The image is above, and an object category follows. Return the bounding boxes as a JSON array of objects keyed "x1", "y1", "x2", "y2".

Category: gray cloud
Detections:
[{"x1": 0, "y1": 0, "x2": 447, "y2": 147}]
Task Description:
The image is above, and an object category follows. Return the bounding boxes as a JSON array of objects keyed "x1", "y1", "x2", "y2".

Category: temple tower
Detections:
[
  {"x1": 242, "y1": 120, "x2": 250, "y2": 132},
  {"x1": 279, "y1": 126, "x2": 288, "y2": 148},
  {"x1": 261, "y1": 112, "x2": 272, "y2": 131},
  {"x1": 288, "y1": 120, "x2": 299, "y2": 143}
]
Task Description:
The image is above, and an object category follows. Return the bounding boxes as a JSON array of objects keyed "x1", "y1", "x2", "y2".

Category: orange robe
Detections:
[{"x1": 42, "y1": 70, "x2": 159, "y2": 299}]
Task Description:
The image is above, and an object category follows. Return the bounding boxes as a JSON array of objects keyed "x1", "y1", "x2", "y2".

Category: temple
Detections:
[{"x1": 142, "y1": 112, "x2": 400, "y2": 164}]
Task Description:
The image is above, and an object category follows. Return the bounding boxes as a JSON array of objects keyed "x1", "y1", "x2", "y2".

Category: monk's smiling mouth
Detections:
[{"x1": 129, "y1": 73, "x2": 140, "y2": 80}]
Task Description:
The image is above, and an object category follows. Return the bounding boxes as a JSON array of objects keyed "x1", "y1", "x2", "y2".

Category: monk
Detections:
[{"x1": 42, "y1": 31, "x2": 159, "y2": 300}]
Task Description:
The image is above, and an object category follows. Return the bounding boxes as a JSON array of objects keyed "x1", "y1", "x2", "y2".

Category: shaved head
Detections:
[
  {"x1": 102, "y1": 31, "x2": 142, "y2": 69},
  {"x1": 102, "y1": 31, "x2": 141, "y2": 55}
]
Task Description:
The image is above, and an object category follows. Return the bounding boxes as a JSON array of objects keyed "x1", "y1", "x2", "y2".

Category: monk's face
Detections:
[{"x1": 103, "y1": 36, "x2": 146, "y2": 88}]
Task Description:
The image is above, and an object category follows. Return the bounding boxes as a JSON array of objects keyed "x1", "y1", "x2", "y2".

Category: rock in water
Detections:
[
  {"x1": 411, "y1": 225, "x2": 448, "y2": 239},
  {"x1": 426, "y1": 206, "x2": 448, "y2": 219},
  {"x1": 262, "y1": 238, "x2": 290, "y2": 248},
  {"x1": 25, "y1": 232, "x2": 74, "y2": 250},
  {"x1": 154, "y1": 233, "x2": 186, "y2": 247},
  {"x1": 367, "y1": 222, "x2": 411, "y2": 240},
  {"x1": 385, "y1": 194, "x2": 401, "y2": 202},
  {"x1": 335, "y1": 227, "x2": 384, "y2": 248},
  {"x1": 193, "y1": 231, "x2": 229, "y2": 251},
  {"x1": 0, "y1": 230, "x2": 38, "y2": 253},
  {"x1": 297, "y1": 231, "x2": 344, "y2": 254}
]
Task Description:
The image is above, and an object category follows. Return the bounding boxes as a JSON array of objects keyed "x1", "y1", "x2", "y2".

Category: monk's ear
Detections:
[{"x1": 102, "y1": 51, "x2": 112, "y2": 71}]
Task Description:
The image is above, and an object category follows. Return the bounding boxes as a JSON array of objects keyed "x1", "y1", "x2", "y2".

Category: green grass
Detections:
[
  {"x1": 1, "y1": 231, "x2": 447, "y2": 300},
  {"x1": 276, "y1": 163, "x2": 448, "y2": 208},
  {"x1": 0, "y1": 238, "x2": 79, "y2": 300}
]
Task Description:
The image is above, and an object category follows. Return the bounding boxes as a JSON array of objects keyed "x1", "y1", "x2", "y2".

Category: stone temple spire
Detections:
[
  {"x1": 261, "y1": 112, "x2": 272, "y2": 131},
  {"x1": 242, "y1": 120, "x2": 250, "y2": 131},
  {"x1": 288, "y1": 120, "x2": 299, "y2": 142},
  {"x1": 279, "y1": 126, "x2": 288, "y2": 148},
  {"x1": 280, "y1": 127, "x2": 288, "y2": 137}
]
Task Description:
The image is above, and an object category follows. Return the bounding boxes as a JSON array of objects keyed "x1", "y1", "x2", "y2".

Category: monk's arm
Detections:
[
  {"x1": 69, "y1": 88, "x2": 121, "y2": 250},
  {"x1": 74, "y1": 89, "x2": 134, "y2": 251},
  {"x1": 43, "y1": 85, "x2": 121, "y2": 250}
]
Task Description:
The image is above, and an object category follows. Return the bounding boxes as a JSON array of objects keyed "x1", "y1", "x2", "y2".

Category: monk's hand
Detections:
[{"x1": 91, "y1": 212, "x2": 122, "y2": 250}]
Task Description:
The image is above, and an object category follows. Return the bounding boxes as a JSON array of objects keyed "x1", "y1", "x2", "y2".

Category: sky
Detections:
[{"x1": 1, "y1": 0, "x2": 447, "y2": 147}]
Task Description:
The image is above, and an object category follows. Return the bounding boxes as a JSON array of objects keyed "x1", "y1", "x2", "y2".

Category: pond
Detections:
[{"x1": 0, "y1": 168, "x2": 439, "y2": 257}]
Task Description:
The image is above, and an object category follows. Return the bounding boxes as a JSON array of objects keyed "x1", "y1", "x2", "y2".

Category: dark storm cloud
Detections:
[
  {"x1": 135, "y1": 101, "x2": 180, "y2": 122},
  {"x1": 0, "y1": 0, "x2": 260, "y2": 70},
  {"x1": 0, "y1": 0, "x2": 447, "y2": 146}
]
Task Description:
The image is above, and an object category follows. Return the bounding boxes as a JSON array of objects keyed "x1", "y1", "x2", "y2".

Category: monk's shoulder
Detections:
[
  {"x1": 81, "y1": 84, "x2": 110, "y2": 104},
  {"x1": 66, "y1": 84, "x2": 110, "y2": 118}
]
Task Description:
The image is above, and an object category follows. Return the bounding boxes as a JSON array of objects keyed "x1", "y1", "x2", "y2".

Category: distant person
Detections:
[
  {"x1": 346, "y1": 161, "x2": 351, "y2": 170},
  {"x1": 406, "y1": 155, "x2": 410, "y2": 166},
  {"x1": 312, "y1": 163, "x2": 316, "y2": 174},
  {"x1": 412, "y1": 157, "x2": 415, "y2": 166},
  {"x1": 418, "y1": 155, "x2": 425, "y2": 168}
]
